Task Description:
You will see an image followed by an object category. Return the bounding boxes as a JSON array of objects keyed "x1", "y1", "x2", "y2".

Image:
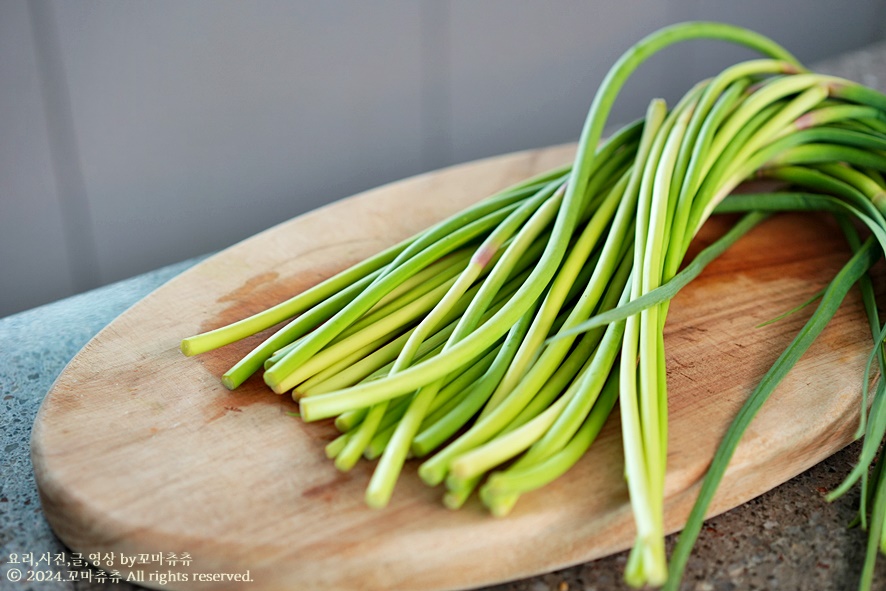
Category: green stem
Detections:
[
  {"x1": 479, "y1": 370, "x2": 620, "y2": 517},
  {"x1": 664, "y1": 238, "x2": 881, "y2": 591}
]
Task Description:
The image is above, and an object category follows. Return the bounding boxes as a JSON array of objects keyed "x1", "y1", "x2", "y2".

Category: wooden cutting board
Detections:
[{"x1": 31, "y1": 144, "x2": 877, "y2": 591}]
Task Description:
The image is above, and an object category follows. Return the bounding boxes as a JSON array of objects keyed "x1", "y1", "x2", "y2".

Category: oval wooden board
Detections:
[{"x1": 32, "y1": 144, "x2": 876, "y2": 591}]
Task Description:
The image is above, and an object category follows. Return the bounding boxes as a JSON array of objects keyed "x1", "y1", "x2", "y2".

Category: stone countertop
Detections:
[{"x1": 3, "y1": 40, "x2": 886, "y2": 591}]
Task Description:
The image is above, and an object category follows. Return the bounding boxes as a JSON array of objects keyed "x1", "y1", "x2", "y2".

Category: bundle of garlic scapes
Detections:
[{"x1": 181, "y1": 21, "x2": 886, "y2": 589}]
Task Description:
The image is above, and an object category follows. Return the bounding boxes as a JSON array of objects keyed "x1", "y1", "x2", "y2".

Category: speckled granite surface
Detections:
[
  {"x1": 4, "y1": 41, "x2": 886, "y2": 591},
  {"x1": 0, "y1": 257, "x2": 205, "y2": 591}
]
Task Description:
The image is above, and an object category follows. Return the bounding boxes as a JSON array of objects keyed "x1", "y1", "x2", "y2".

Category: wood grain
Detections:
[{"x1": 31, "y1": 144, "x2": 877, "y2": 591}]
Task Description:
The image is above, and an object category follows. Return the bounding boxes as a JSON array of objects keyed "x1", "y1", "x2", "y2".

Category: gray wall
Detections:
[{"x1": 3, "y1": 0, "x2": 886, "y2": 317}]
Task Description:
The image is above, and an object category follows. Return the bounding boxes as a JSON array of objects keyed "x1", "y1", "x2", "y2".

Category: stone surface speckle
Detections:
[{"x1": 0, "y1": 258, "x2": 202, "y2": 591}]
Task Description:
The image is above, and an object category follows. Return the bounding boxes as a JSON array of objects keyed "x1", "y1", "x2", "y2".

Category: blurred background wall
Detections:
[{"x1": 2, "y1": 0, "x2": 886, "y2": 317}]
